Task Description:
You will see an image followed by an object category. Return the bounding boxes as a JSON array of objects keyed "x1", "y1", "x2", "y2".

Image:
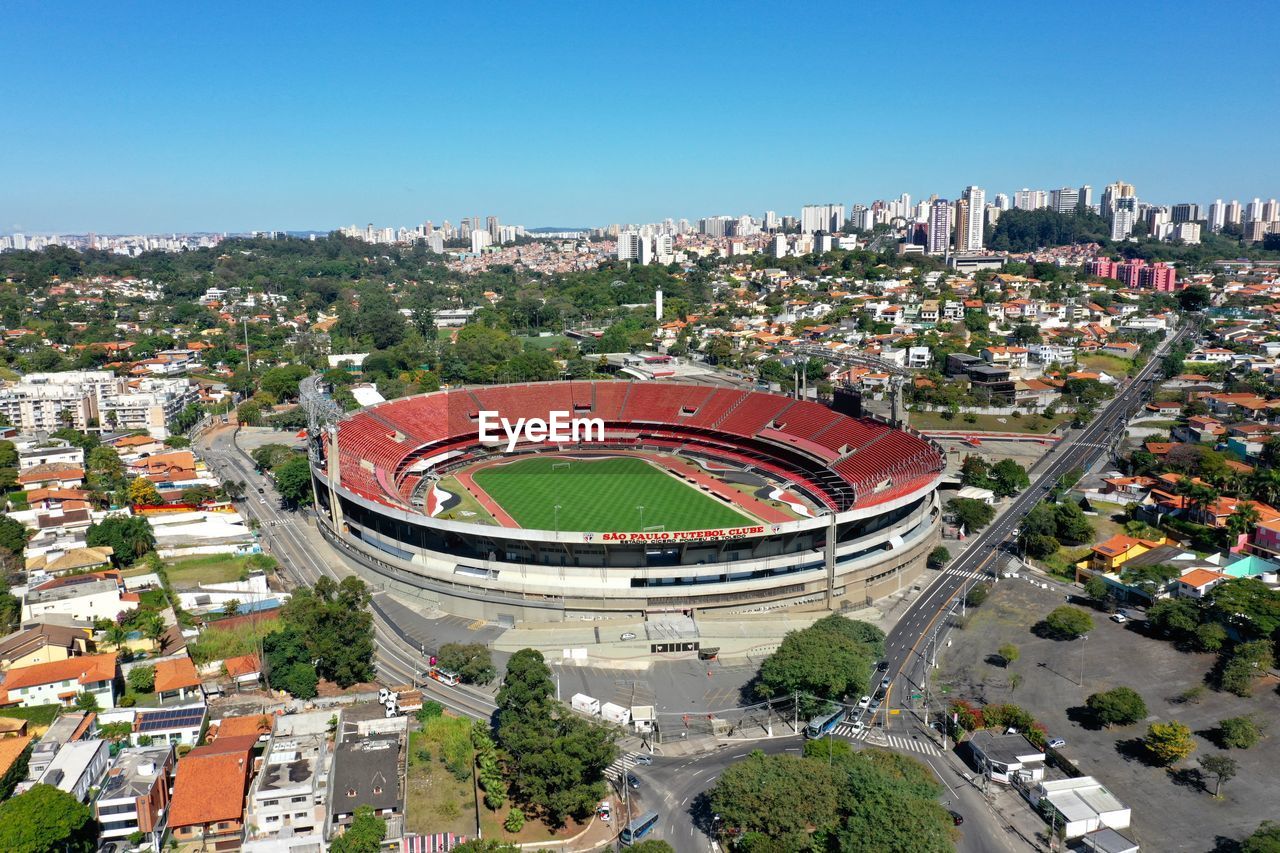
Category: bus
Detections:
[
  {"x1": 620, "y1": 811, "x2": 660, "y2": 845},
  {"x1": 805, "y1": 707, "x2": 846, "y2": 739},
  {"x1": 425, "y1": 666, "x2": 460, "y2": 686}
]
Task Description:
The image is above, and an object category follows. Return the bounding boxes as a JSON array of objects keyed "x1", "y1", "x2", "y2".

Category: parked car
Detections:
[
  {"x1": 1110, "y1": 612, "x2": 1128, "y2": 624},
  {"x1": 1047, "y1": 737, "x2": 1067, "y2": 749},
  {"x1": 950, "y1": 811, "x2": 964, "y2": 826},
  {"x1": 598, "y1": 801, "x2": 612, "y2": 822},
  {"x1": 858, "y1": 695, "x2": 871, "y2": 710}
]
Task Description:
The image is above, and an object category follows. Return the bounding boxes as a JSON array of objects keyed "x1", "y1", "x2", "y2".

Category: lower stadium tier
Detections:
[{"x1": 310, "y1": 381, "x2": 945, "y2": 621}]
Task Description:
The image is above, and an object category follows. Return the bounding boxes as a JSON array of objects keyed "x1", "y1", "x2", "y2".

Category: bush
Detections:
[
  {"x1": 126, "y1": 665, "x2": 155, "y2": 694},
  {"x1": 1041, "y1": 606, "x2": 1093, "y2": 639},
  {"x1": 1085, "y1": 687, "x2": 1147, "y2": 728},
  {"x1": 504, "y1": 807, "x2": 526, "y2": 833},
  {"x1": 1219, "y1": 715, "x2": 1262, "y2": 749},
  {"x1": 1144, "y1": 720, "x2": 1196, "y2": 766},
  {"x1": 965, "y1": 583, "x2": 990, "y2": 608},
  {"x1": 416, "y1": 701, "x2": 444, "y2": 723},
  {"x1": 927, "y1": 546, "x2": 951, "y2": 570}
]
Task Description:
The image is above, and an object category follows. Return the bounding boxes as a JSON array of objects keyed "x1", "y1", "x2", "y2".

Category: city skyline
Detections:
[{"x1": 4, "y1": 1, "x2": 1279, "y2": 233}]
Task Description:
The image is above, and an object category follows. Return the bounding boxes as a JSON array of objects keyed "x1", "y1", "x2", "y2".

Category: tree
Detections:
[
  {"x1": 1144, "y1": 721, "x2": 1196, "y2": 766},
  {"x1": 1195, "y1": 622, "x2": 1227, "y2": 652},
  {"x1": 86, "y1": 514, "x2": 156, "y2": 564},
  {"x1": 757, "y1": 623, "x2": 876, "y2": 713},
  {"x1": 259, "y1": 364, "x2": 311, "y2": 403},
  {"x1": 1199, "y1": 754, "x2": 1238, "y2": 798},
  {"x1": 997, "y1": 644, "x2": 1020, "y2": 668},
  {"x1": 127, "y1": 476, "x2": 164, "y2": 506},
  {"x1": 437, "y1": 642, "x2": 496, "y2": 685},
  {"x1": 1178, "y1": 284, "x2": 1212, "y2": 312},
  {"x1": 330, "y1": 805, "x2": 386, "y2": 853},
  {"x1": 626, "y1": 842, "x2": 675, "y2": 853},
  {"x1": 1221, "y1": 639, "x2": 1275, "y2": 697},
  {"x1": 503, "y1": 807, "x2": 525, "y2": 833},
  {"x1": 0, "y1": 515, "x2": 30, "y2": 559},
  {"x1": 1147, "y1": 597, "x2": 1200, "y2": 637},
  {"x1": 1243, "y1": 821, "x2": 1280, "y2": 853},
  {"x1": 0, "y1": 783, "x2": 97, "y2": 853},
  {"x1": 278, "y1": 576, "x2": 375, "y2": 688},
  {"x1": 1218, "y1": 715, "x2": 1262, "y2": 750},
  {"x1": 990, "y1": 459, "x2": 1031, "y2": 498},
  {"x1": 947, "y1": 497, "x2": 996, "y2": 532},
  {"x1": 926, "y1": 546, "x2": 951, "y2": 570},
  {"x1": 709, "y1": 751, "x2": 840, "y2": 845},
  {"x1": 1085, "y1": 687, "x2": 1147, "y2": 728},
  {"x1": 965, "y1": 583, "x2": 990, "y2": 608},
  {"x1": 1207, "y1": 578, "x2": 1280, "y2": 639},
  {"x1": 1041, "y1": 606, "x2": 1093, "y2": 639},
  {"x1": 126, "y1": 665, "x2": 155, "y2": 694},
  {"x1": 1228, "y1": 502, "x2": 1263, "y2": 541},
  {"x1": 1053, "y1": 501, "x2": 1094, "y2": 544},
  {"x1": 1083, "y1": 574, "x2": 1111, "y2": 603},
  {"x1": 273, "y1": 455, "x2": 314, "y2": 507},
  {"x1": 72, "y1": 692, "x2": 100, "y2": 713}
]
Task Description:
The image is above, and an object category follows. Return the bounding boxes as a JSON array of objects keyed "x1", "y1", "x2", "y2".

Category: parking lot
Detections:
[{"x1": 938, "y1": 577, "x2": 1280, "y2": 852}]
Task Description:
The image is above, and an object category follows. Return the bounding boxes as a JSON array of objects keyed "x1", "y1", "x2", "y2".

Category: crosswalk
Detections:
[
  {"x1": 946, "y1": 568, "x2": 988, "y2": 580},
  {"x1": 833, "y1": 724, "x2": 942, "y2": 756},
  {"x1": 605, "y1": 752, "x2": 647, "y2": 782}
]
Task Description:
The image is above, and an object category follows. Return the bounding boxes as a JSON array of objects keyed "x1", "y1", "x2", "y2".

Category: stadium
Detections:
[{"x1": 310, "y1": 381, "x2": 945, "y2": 623}]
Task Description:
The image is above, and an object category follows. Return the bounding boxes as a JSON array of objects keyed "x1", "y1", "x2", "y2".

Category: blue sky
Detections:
[{"x1": 4, "y1": 1, "x2": 1278, "y2": 233}]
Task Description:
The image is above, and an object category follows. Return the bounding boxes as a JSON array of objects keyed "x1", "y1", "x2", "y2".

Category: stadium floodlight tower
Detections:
[{"x1": 789, "y1": 344, "x2": 912, "y2": 428}]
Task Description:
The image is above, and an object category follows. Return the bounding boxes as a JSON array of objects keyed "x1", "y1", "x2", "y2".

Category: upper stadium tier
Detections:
[{"x1": 326, "y1": 381, "x2": 944, "y2": 521}]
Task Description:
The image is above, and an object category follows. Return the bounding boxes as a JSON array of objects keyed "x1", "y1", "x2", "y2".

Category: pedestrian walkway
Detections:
[
  {"x1": 834, "y1": 724, "x2": 942, "y2": 756},
  {"x1": 945, "y1": 568, "x2": 989, "y2": 580},
  {"x1": 604, "y1": 752, "x2": 650, "y2": 782}
]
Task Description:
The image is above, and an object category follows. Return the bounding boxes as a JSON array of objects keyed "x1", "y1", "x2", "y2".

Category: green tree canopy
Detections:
[
  {"x1": 1041, "y1": 606, "x2": 1093, "y2": 640},
  {"x1": 0, "y1": 783, "x2": 96, "y2": 853},
  {"x1": 273, "y1": 455, "x2": 314, "y2": 507},
  {"x1": 330, "y1": 805, "x2": 386, "y2": 853},
  {"x1": 1085, "y1": 687, "x2": 1147, "y2": 727},
  {"x1": 86, "y1": 515, "x2": 156, "y2": 564}
]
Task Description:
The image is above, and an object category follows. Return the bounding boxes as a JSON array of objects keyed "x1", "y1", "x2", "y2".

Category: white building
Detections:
[
  {"x1": 34, "y1": 739, "x2": 110, "y2": 803},
  {"x1": 95, "y1": 746, "x2": 176, "y2": 849},
  {"x1": 23, "y1": 575, "x2": 134, "y2": 624},
  {"x1": 0, "y1": 370, "x2": 197, "y2": 439},
  {"x1": 242, "y1": 711, "x2": 333, "y2": 852},
  {"x1": 1030, "y1": 777, "x2": 1131, "y2": 839}
]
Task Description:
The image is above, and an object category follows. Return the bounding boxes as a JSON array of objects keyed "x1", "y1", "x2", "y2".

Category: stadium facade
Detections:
[{"x1": 310, "y1": 382, "x2": 945, "y2": 623}]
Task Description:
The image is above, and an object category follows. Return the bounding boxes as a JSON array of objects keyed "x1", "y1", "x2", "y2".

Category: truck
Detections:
[
  {"x1": 600, "y1": 702, "x2": 631, "y2": 726},
  {"x1": 571, "y1": 693, "x2": 601, "y2": 716}
]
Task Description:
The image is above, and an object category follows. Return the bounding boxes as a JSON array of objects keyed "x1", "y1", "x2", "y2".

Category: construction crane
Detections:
[{"x1": 790, "y1": 343, "x2": 912, "y2": 428}]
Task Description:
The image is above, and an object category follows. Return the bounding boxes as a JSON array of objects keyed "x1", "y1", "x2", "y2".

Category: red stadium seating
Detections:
[{"x1": 335, "y1": 382, "x2": 941, "y2": 513}]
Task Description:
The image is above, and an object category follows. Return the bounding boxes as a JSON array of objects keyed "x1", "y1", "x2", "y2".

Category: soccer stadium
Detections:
[{"x1": 310, "y1": 381, "x2": 945, "y2": 622}]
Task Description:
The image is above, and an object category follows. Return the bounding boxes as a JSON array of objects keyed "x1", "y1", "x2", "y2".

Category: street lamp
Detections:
[{"x1": 1078, "y1": 634, "x2": 1088, "y2": 686}]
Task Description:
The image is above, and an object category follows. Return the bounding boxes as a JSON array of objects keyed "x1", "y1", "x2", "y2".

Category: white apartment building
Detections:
[
  {"x1": 95, "y1": 746, "x2": 176, "y2": 849},
  {"x1": 242, "y1": 712, "x2": 333, "y2": 853},
  {"x1": 0, "y1": 370, "x2": 197, "y2": 439},
  {"x1": 34, "y1": 739, "x2": 111, "y2": 803}
]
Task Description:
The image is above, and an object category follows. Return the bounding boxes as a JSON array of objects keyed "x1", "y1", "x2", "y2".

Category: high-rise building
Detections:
[
  {"x1": 1079, "y1": 185, "x2": 1093, "y2": 210},
  {"x1": 699, "y1": 216, "x2": 733, "y2": 238},
  {"x1": 1208, "y1": 200, "x2": 1227, "y2": 233},
  {"x1": 1051, "y1": 187, "x2": 1079, "y2": 214},
  {"x1": 486, "y1": 216, "x2": 501, "y2": 241},
  {"x1": 958, "y1": 186, "x2": 985, "y2": 251},
  {"x1": 1102, "y1": 181, "x2": 1136, "y2": 219},
  {"x1": 470, "y1": 229, "x2": 492, "y2": 252},
  {"x1": 1014, "y1": 189, "x2": 1048, "y2": 210},
  {"x1": 1171, "y1": 203, "x2": 1200, "y2": 224},
  {"x1": 1110, "y1": 197, "x2": 1137, "y2": 240},
  {"x1": 1174, "y1": 222, "x2": 1202, "y2": 245},
  {"x1": 1263, "y1": 199, "x2": 1280, "y2": 223},
  {"x1": 764, "y1": 211, "x2": 779, "y2": 231},
  {"x1": 994, "y1": 193, "x2": 1010, "y2": 211},
  {"x1": 800, "y1": 204, "x2": 845, "y2": 234},
  {"x1": 1247, "y1": 198, "x2": 1264, "y2": 221},
  {"x1": 1225, "y1": 200, "x2": 1243, "y2": 226},
  {"x1": 927, "y1": 200, "x2": 951, "y2": 255},
  {"x1": 953, "y1": 200, "x2": 970, "y2": 253}
]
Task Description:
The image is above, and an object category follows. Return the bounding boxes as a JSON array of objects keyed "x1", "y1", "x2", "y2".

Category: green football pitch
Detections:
[{"x1": 470, "y1": 456, "x2": 754, "y2": 532}]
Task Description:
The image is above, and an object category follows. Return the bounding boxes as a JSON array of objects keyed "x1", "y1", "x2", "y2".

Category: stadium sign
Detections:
[
  {"x1": 477, "y1": 410, "x2": 605, "y2": 452},
  {"x1": 600, "y1": 525, "x2": 766, "y2": 543}
]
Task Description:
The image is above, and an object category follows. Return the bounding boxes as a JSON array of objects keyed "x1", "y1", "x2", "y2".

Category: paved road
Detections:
[
  {"x1": 195, "y1": 426, "x2": 498, "y2": 721},
  {"x1": 879, "y1": 324, "x2": 1185, "y2": 711}
]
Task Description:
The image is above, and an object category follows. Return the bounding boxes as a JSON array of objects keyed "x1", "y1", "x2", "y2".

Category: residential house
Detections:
[
  {"x1": 0, "y1": 622, "x2": 95, "y2": 670},
  {"x1": 153, "y1": 656, "x2": 204, "y2": 705},
  {"x1": 1080, "y1": 534, "x2": 1167, "y2": 575},
  {"x1": 1173, "y1": 569, "x2": 1232, "y2": 599},
  {"x1": 0, "y1": 652, "x2": 118, "y2": 709},
  {"x1": 95, "y1": 745, "x2": 176, "y2": 850},
  {"x1": 24, "y1": 545, "x2": 114, "y2": 577},
  {"x1": 21, "y1": 571, "x2": 136, "y2": 624},
  {"x1": 16, "y1": 441, "x2": 84, "y2": 471},
  {"x1": 223, "y1": 654, "x2": 263, "y2": 691},
  {"x1": 1101, "y1": 341, "x2": 1141, "y2": 359},
  {"x1": 134, "y1": 705, "x2": 208, "y2": 747},
  {"x1": 981, "y1": 346, "x2": 1030, "y2": 370},
  {"x1": 968, "y1": 730, "x2": 1045, "y2": 785},
  {"x1": 330, "y1": 734, "x2": 404, "y2": 840},
  {"x1": 26, "y1": 712, "x2": 97, "y2": 778},
  {"x1": 166, "y1": 734, "x2": 258, "y2": 849},
  {"x1": 17, "y1": 463, "x2": 85, "y2": 491},
  {"x1": 33, "y1": 738, "x2": 110, "y2": 802}
]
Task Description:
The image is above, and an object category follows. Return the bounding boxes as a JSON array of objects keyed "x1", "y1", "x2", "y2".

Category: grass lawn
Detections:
[
  {"x1": 165, "y1": 554, "x2": 255, "y2": 588},
  {"x1": 1039, "y1": 497, "x2": 1130, "y2": 579},
  {"x1": 406, "y1": 718, "x2": 477, "y2": 837},
  {"x1": 910, "y1": 410, "x2": 1072, "y2": 434},
  {"x1": 1078, "y1": 353, "x2": 1138, "y2": 376},
  {"x1": 472, "y1": 456, "x2": 752, "y2": 532},
  {"x1": 434, "y1": 476, "x2": 499, "y2": 525},
  {"x1": 518, "y1": 335, "x2": 571, "y2": 351},
  {"x1": 0, "y1": 704, "x2": 60, "y2": 727}
]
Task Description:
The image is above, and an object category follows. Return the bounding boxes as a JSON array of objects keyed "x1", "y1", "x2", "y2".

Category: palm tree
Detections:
[
  {"x1": 1227, "y1": 503, "x2": 1262, "y2": 541},
  {"x1": 1248, "y1": 468, "x2": 1280, "y2": 506},
  {"x1": 141, "y1": 612, "x2": 168, "y2": 653},
  {"x1": 104, "y1": 622, "x2": 130, "y2": 652}
]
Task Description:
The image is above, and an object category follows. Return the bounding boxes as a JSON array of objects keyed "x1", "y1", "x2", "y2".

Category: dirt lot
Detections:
[{"x1": 937, "y1": 578, "x2": 1280, "y2": 853}]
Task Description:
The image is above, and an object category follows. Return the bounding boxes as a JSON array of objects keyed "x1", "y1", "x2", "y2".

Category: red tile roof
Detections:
[
  {"x1": 223, "y1": 654, "x2": 261, "y2": 678},
  {"x1": 0, "y1": 653, "x2": 117, "y2": 691},
  {"x1": 153, "y1": 657, "x2": 201, "y2": 693},
  {"x1": 168, "y1": 735, "x2": 256, "y2": 829}
]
